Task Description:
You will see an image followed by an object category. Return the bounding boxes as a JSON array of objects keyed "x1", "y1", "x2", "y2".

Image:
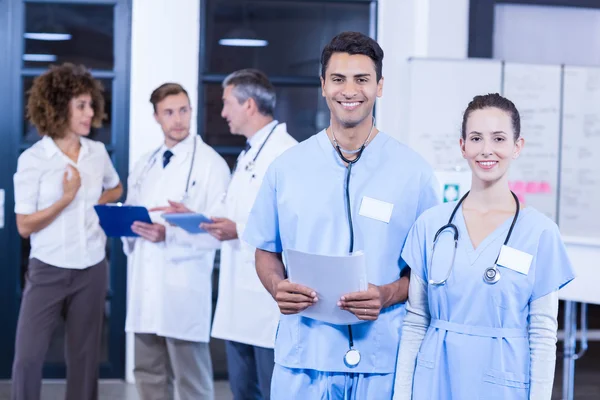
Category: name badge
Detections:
[
  {"x1": 358, "y1": 196, "x2": 394, "y2": 223},
  {"x1": 497, "y1": 245, "x2": 533, "y2": 275}
]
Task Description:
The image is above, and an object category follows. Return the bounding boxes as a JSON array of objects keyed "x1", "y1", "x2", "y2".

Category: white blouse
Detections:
[{"x1": 13, "y1": 136, "x2": 120, "y2": 269}]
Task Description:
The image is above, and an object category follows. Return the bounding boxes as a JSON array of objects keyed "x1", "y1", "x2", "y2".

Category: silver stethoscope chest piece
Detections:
[
  {"x1": 483, "y1": 266, "x2": 501, "y2": 284},
  {"x1": 344, "y1": 348, "x2": 361, "y2": 368}
]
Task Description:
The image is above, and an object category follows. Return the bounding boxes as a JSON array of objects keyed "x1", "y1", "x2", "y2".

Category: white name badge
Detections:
[
  {"x1": 497, "y1": 245, "x2": 533, "y2": 275},
  {"x1": 358, "y1": 196, "x2": 394, "y2": 223}
]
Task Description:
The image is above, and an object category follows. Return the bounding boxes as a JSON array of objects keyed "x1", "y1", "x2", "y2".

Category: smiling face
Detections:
[
  {"x1": 460, "y1": 107, "x2": 524, "y2": 185},
  {"x1": 320, "y1": 52, "x2": 383, "y2": 130},
  {"x1": 66, "y1": 93, "x2": 95, "y2": 137}
]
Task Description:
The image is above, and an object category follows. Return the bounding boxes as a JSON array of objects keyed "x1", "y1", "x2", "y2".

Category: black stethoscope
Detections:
[
  {"x1": 134, "y1": 135, "x2": 197, "y2": 203},
  {"x1": 331, "y1": 119, "x2": 375, "y2": 368},
  {"x1": 233, "y1": 122, "x2": 279, "y2": 174},
  {"x1": 428, "y1": 190, "x2": 520, "y2": 286}
]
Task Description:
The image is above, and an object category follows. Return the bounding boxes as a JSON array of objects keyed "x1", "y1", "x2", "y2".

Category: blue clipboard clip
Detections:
[
  {"x1": 94, "y1": 203, "x2": 152, "y2": 237},
  {"x1": 162, "y1": 213, "x2": 214, "y2": 234}
]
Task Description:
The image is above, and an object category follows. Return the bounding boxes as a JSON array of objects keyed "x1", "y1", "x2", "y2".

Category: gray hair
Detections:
[{"x1": 222, "y1": 69, "x2": 276, "y2": 116}]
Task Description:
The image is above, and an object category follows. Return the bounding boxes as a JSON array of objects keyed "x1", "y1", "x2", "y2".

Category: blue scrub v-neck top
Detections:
[
  {"x1": 243, "y1": 130, "x2": 440, "y2": 373},
  {"x1": 401, "y1": 201, "x2": 575, "y2": 399}
]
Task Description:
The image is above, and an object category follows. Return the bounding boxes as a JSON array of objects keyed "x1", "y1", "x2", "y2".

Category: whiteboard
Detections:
[
  {"x1": 559, "y1": 66, "x2": 600, "y2": 241},
  {"x1": 503, "y1": 63, "x2": 562, "y2": 221},
  {"x1": 407, "y1": 58, "x2": 502, "y2": 171}
]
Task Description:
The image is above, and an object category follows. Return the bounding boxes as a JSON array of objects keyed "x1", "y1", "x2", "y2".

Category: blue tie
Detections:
[
  {"x1": 244, "y1": 141, "x2": 251, "y2": 153},
  {"x1": 162, "y1": 150, "x2": 174, "y2": 168}
]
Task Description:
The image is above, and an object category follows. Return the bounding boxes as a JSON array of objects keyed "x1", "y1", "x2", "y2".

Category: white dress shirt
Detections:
[{"x1": 13, "y1": 136, "x2": 120, "y2": 269}]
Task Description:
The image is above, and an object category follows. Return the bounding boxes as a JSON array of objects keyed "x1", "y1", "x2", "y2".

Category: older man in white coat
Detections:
[
  {"x1": 123, "y1": 83, "x2": 230, "y2": 400},
  {"x1": 206, "y1": 69, "x2": 297, "y2": 400}
]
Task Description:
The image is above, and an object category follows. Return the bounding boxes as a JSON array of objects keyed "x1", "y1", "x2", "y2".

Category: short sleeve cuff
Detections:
[
  {"x1": 243, "y1": 232, "x2": 281, "y2": 253},
  {"x1": 104, "y1": 174, "x2": 120, "y2": 190},
  {"x1": 15, "y1": 204, "x2": 36, "y2": 215},
  {"x1": 531, "y1": 274, "x2": 575, "y2": 302},
  {"x1": 401, "y1": 247, "x2": 426, "y2": 283}
]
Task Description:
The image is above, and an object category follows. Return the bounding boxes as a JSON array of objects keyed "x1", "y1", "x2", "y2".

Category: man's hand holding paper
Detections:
[
  {"x1": 338, "y1": 283, "x2": 383, "y2": 321},
  {"x1": 285, "y1": 249, "x2": 368, "y2": 325},
  {"x1": 274, "y1": 279, "x2": 318, "y2": 315}
]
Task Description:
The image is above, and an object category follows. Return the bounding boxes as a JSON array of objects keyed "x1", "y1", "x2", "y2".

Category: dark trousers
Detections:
[
  {"x1": 225, "y1": 340, "x2": 275, "y2": 400},
  {"x1": 11, "y1": 258, "x2": 108, "y2": 400}
]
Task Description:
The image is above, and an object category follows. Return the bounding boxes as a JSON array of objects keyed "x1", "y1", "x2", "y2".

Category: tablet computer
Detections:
[
  {"x1": 94, "y1": 204, "x2": 152, "y2": 237},
  {"x1": 162, "y1": 213, "x2": 213, "y2": 234}
]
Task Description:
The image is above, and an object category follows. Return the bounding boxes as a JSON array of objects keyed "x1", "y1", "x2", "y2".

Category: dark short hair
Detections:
[
  {"x1": 461, "y1": 93, "x2": 521, "y2": 140},
  {"x1": 150, "y1": 83, "x2": 190, "y2": 112},
  {"x1": 27, "y1": 63, "x2": 105, "y2": 139},
  {"x1": 320, "y1": 31, "x2": 384, "y2": 82},
  {"x1": 222, "y1": 69, "x2": 276, "y2": 116}
]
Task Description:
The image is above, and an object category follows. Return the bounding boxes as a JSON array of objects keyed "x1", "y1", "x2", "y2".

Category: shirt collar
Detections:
[
  {"x1": 165, "y1": 132, "x2": 196, "y2": 157},
  {"x1": 247, "y1": 120, "x2": 278, "y2": 149},
  {"x1": 316, "y1": 128, "x2": 386, "y2": 169},
  {"x1": 42, "y1": 135, "x2": 89, "y2": 160}
]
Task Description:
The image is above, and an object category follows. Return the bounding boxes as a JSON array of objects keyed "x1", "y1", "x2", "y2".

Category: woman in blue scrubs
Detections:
[{"x1": 393, "y1": 93, "x2": 575, "y2": 400}]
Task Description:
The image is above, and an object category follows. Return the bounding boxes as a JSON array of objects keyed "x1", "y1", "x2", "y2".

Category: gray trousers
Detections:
[
  {"x1": 11, "y1": 258, "x2": 108, "y2": 400},
  {"x1": 225, "y1": 340, "x2": 275, "y2": 400},
  {"x1": 134, "y1": 333, "x2": 214, "y2": 400}
]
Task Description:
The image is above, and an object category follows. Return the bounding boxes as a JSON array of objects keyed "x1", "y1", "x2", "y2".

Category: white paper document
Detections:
[{"x1": 285, "y1": 249, "x2": 368, "y2": 325}]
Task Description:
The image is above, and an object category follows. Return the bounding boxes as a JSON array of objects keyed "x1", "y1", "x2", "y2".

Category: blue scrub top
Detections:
[
  {"x1": 243, "y1": 130, "x2": 439, "y2": 373},
  {"x1": 402, "y1": 201, "x2": 575, "y2": 399}
]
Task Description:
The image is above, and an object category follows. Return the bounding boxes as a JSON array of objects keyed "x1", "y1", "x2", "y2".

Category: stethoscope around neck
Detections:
[
  {"x1": 428, "y1": 190, "x2": 520, "y2": 286},
  {"x1": 233, "y1": 122, "x2": 279, "y2": 174},
  {"x1": 330, "y1": 118, "x2": 375, "y2": 368},
  {"x1": 133, "y1": 135, "x2": 197, "y2": 204}
]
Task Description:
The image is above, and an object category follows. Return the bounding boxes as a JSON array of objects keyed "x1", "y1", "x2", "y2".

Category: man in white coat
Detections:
[
  {"x1": 123, "y1": 83, "x2": 230, "y2": 400},
  {"x1": 207, "y1": 69, "x2": 297, "y2": 400}
]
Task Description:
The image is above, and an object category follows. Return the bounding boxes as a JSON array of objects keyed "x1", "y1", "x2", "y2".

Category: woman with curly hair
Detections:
[{"x1": 11, "y1": 63, "x2": 123, "y2": 400}]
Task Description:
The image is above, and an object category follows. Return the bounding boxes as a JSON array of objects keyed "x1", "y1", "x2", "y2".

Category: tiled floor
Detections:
[
  {"x1": 0, "y1": 371, "x2": 599, "y2": 399},
  {"x1": 1, "y1": 343, "x2": 599, "y2": 399},
  {"x1": 0, "y1": 380, "x2": 233, "y2": 400}
]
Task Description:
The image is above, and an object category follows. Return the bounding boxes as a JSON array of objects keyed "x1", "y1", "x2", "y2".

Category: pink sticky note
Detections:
[
  {"x1": 539, "y1": 181, "x2": 552, "y2": 193},
  {"x1": 511, "y1": 181, "x2": 525, "y2": 192},
  {"x1": 526, "y1": 181, "x2": 541, "y2": 194}
]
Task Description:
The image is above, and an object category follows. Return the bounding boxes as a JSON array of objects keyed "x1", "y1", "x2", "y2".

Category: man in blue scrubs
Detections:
[{"x1": 243, "y1": 31, "x2": 440, "y2": 399}]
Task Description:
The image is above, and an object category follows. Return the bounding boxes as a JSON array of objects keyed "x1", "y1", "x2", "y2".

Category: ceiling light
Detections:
[
  {"x1": 24, "y1": 32, "x2": 72, "y2": 41},
  {"x1": 23, "y1": 54, "x2": 57, "y2": 62},
  {"x1": 219, "y1": 28, "x2": 268, "y2": 47}
]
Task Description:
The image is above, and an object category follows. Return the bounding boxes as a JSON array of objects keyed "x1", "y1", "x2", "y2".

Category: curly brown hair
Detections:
[{"x1": 26, "y1": 63, "x2": 105, "y2": 139}]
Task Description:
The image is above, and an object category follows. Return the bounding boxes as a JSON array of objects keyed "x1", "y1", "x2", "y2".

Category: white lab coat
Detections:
[
  {"x1": 211, "y1": 122, "x2": 297, "y2": 348},
  {"x1": 123, "y1": 134, "x2": 230, "y2": 343}
]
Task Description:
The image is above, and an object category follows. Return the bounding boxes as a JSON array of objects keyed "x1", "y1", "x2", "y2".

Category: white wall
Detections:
[
  {"x1": 375, "y1": 0, "x2": 469, "y2": 142},
  {"x1": 125, "y1": 0, "x2": 469, "y2": 383},
  {"x1": 126, "y1": 0, "x2": 201, "y2": 383},
  {"x1": 129, "y1": 0, "x2": 200, "y2": 170}
]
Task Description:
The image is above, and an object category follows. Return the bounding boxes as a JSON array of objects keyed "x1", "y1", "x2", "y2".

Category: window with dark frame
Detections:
[
  {"x1": 468, "y1": 0, "x2": 600, "y2": 58},
  {"x1": 199, "y1": 0, "x2": 377, "y2": 168}
]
